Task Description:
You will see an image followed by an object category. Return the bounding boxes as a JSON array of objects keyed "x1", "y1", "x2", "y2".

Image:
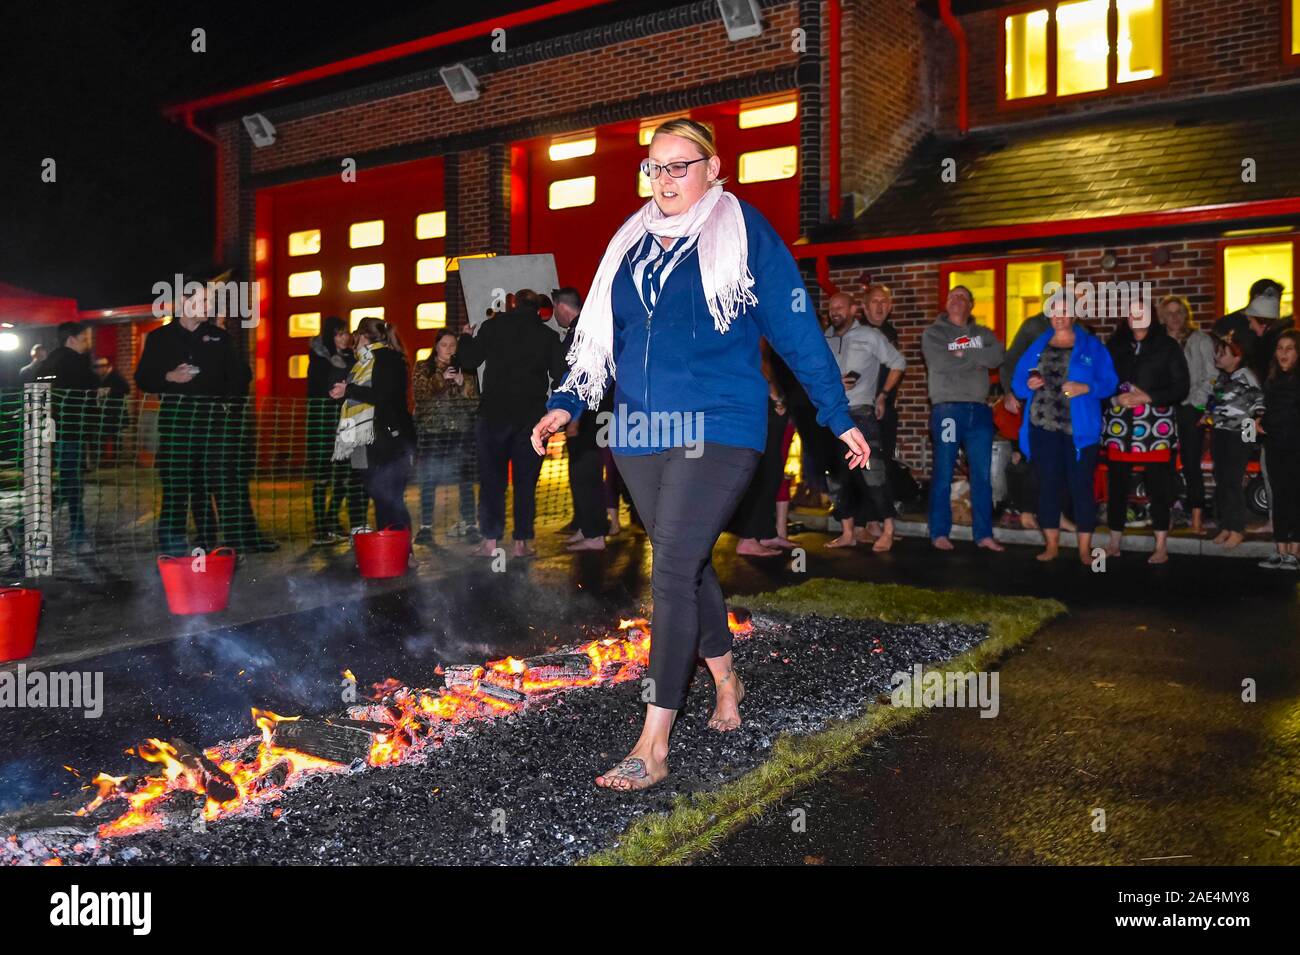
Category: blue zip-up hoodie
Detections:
[
  {"x1": 1012, "y1": 323, "x2": 1119, "y2": 459},
  {"x1": 546, "y1": 199, "x2": 855, "y2": 454}
]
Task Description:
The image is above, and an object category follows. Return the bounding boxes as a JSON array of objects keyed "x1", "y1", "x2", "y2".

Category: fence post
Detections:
[{"x1": 22, "y1": 382, "x2": 53, "y2": 578}]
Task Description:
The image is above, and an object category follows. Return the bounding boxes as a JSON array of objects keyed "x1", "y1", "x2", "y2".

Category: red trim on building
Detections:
[
  {"x1": 161, "y1": 0, "x2": 620, "y2": 119},
  {"x1": 793, "y1": 197, "x2": 1300, "y2": 261},
  {"x1": 939, "y1": 0, "x2": 969, "y2": 134}
]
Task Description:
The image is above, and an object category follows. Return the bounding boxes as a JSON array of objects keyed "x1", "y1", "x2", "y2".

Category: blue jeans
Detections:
[
  {"x1": 928, "y1": 402, "x2": 994, "y2": 542},
  {"x1": 1028, "y1": 426, "x2": 1098, "y2": 532}
]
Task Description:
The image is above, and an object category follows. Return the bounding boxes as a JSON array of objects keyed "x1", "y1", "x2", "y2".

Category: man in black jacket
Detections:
[
  {"x1": 457, "y1": 289, "x2": 567, "y2": 557},
  {"x1": 135, "y1": 292, "x2": 245, "y2": 554},
  {"x1": 38, "y1": 321, "x2": 98, "y2": 551}
]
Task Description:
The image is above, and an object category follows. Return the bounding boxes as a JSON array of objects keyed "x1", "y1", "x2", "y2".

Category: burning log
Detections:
[
  {"x1": 472, "y1": 682, "x2": 527, "y2": 705},
  {"x1": 168, "y1": 739, "x2": 240, "y2": 804},
  {"x1": 442, "y1": 664, "x2": 483, "y2": 690},
  {"x1": 510, "y1": 653, "x2": 594, "y2": 689},
  {"x1": 271, "y1": 717, "x2": 392, "y2": 765},
  {"x1": 251, "y1": 759, "x2": 291, "y2": 793}
]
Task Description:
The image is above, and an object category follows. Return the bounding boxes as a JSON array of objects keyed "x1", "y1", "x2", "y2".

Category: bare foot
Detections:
[
  {"x1": 1036, "y1": 546, "x2": 1058, "y2": 561},
  {"x1": 566, "y1": 530, "x2": 583, "y2": 543},
  {"x1": 1221, "y1": 531, "x2": 1244, "y2": 550},
  {"x1": 864, "y1": 522, "x2": 884, "y2": 538},
  {"x1": 708, "y1": 670, "x2": 745, "y2": 731},
  {"x1": 1148, "y1": 549, "x2": 1169, "y2": 564},
  {"x1": 567, "y1": 537, "x2": 606, "y2": 551},
  {"x1": 871, "y1": 532, "x2": 894, "y2": 553},
  {"x1": 595, "y1": 752, "x2": 668, "y2": 792},
  {"x1": 976, "y1": 537, "x2": 1005, "y2": 552},
  {"x1": 471, "y1": 539, "x2": 498, "y2": 557},
  {"x1": 825, "y1": 533, "x2": 857, "y2": 549},
  {"x1": 1105, "y1": 536, "x2": 1122, "y2": 557},
  {"x1": 1019, "y1": 512, "x2": 1040, "y2": 530},
  {"x1": 932, "y1": 536, "x2": 954, "y2": 551},
  {"x1": 853, "y1": 527, "x2": 875, "y2": 545},
  {"x1": 736, "y1": 538, "x2": 781, "y2": 557},
  {"x1": 759, "y1": 537, "x2": 796, "y2": 550},
  {"x1": 512, "y1": 540, "x2": 536, "y2": 558},
  {"x1": 1212, "y1": 530, "x2": 1230, "y2": 546}
]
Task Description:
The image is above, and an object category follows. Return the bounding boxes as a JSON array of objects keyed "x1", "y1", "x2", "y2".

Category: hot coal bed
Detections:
[{"x1": 2, "y1": 611, "x2": 987, "y2": 866}]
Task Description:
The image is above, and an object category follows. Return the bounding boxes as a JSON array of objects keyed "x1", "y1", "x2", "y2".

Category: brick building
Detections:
[{"x1": 162, "y1": 0, "x2": 1300, "y2": 476}]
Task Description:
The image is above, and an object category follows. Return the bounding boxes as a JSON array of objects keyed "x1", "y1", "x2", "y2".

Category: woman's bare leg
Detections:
[{"x1": 705, "y1": 651, "x2": 744, "y2": 731}]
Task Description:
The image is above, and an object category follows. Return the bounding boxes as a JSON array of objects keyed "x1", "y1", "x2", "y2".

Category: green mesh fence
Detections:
[{"x1": 0, "y1": 385, "x2": 583, "y2": 574}]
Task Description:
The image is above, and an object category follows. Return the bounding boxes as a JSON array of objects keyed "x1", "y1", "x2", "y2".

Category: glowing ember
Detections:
[{"x1": 55, "y1": 611, "x2": 753, "y2": 839}]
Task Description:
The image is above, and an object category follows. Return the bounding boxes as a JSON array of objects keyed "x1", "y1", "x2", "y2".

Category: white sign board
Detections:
[{"x1": 458, "y1": 254, "x2": 564, "y2": 337}]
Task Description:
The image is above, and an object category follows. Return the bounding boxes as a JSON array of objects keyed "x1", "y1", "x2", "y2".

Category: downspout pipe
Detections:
[{"x1": 938, "y1": 0, "x2": 969, "y2": 135}]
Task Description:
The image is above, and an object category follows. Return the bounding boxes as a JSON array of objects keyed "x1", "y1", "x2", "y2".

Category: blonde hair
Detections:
[
  {"x1": 651, "y1": 118, "x2": 727, "y2": 185},
  {"x1": 1159, "y1": 294, "x2": 1196, "y2": 330}
]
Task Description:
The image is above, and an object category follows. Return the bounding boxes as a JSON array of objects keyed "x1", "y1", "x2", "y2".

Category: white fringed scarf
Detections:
[{"x1": 559, "y1": 184, "x2": 757, "y2": 408}]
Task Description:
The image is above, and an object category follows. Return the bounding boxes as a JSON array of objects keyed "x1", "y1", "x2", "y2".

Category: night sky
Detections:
[{"x1": 0, "y1": 0, "x2": 548, "y2": 310}]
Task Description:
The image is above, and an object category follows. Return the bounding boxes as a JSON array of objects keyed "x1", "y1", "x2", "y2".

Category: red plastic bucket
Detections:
[
  {"x1": 157, "y1": 548, "x2": 237, "y2": 614},
  {"x1": 0, "y1": 588, "x2": 42, "y2": 663},
  {"x1": 354, "y1": 527, "x2": 411, "y2": 578}
]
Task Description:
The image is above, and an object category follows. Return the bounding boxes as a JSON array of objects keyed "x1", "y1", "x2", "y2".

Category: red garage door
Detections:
[
  {"x1": 511, "y1": 95, "x2": 801, "y2": 296},
  {"x1": 254, "y1": 157, "x2": 445, "y2": 398}
]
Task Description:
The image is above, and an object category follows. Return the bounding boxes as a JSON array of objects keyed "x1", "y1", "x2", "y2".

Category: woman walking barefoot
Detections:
[{"x1": 531, "y1": 120, "x2": 868, "y2": 792}]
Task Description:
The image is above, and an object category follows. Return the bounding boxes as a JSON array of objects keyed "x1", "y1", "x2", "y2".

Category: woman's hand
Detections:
[
  {"x1": 839, "y1": 427, "x2": 870, "y2": 470},
  {"x1": 329, "y1": 382, "x2": 347, "y2": 400},
  {"x1": 1026, "y1": 371, "x2": 1045, "y2": 391},
  {"x1": 444, "y1": 368, "x2": 464, "y2": 386},
  {"x1": 1061, "y1": 381, "x2": 1089, "y2": 399},
  {"x1": 530, "y1": 409, "x2": 571, "y2": 455}
]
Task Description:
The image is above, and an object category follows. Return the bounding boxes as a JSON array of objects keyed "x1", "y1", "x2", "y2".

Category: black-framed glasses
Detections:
[{"x1": 640, "y1": 157, "x2": 708, "y2": 180}]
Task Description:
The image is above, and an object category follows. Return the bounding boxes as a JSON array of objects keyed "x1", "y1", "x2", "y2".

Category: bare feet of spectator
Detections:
[
  {"x1": 871, "y1": 529, "x2": 894, "y2": 552},
  {"x1": 1148, "y1": 547, "x2": 1169, "y2": 564},
  {"x1": 1220, "y1": 531, "x2": 1244, "y2": 550},
  {"x1": 471, "y1": 539, "x2": 497, "y2": 557},
  {"x1": 976, "y1": 537, "x2": 1005, "y2": 552},
  {"x1": 759, "y1": 536, "x2": 796, "y2": 550},
  {"x1": 1019, "y1": 512, "x2": 1039, "y2": 530},
  {"x1": 825, "y1": 531, "x2": 857, "y2": 548},
  {"x1": 932, "y1": 536, "x2": 954, "y2": 551},
  {"x1": 566, "y1": 530, "x2": 583, "y2": 543},
  {"x1": 1105, "y1": 534, "x2": 1123, "y2": 558},
  {"x1": 736, "y1": 538, "x2": 781, "y2": 556},
  {"x1": 853, "y1": 526, "x2": 875, "y2": 544},
  {"x1": 512, "y1": 540, "x2": 536, "y2": 558},
  {"x1": 1212, "y1": 529, "x2": 1230, "y2": 546},
  {"x1": 567, "y1": 536, "x2": 605, "y2": 552}
]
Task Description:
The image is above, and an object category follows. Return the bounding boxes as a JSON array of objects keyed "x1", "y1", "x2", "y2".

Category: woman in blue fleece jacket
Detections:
[
  {"x1": 1013, "y1": 302, "x2": 1118, "y2": 564},
  {"x1": 531, "y1": 119, "x2": 867, "y2": 792}
]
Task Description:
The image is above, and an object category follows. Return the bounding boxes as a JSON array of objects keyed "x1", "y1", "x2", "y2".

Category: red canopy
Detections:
[{"x1": 0, "y1": 282, "x2": 80, "y2": 327}]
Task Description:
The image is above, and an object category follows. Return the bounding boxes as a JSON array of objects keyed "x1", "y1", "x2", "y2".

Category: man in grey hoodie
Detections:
[{"x1": 922, "y1": 285, "x2": 1006, "y2": 551}]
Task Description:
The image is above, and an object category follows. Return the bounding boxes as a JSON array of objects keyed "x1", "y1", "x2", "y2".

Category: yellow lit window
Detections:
[
  {"x1": 1056, "y1": 0, "x2": 1110, "y2": 95},
  {"x1": 638, "y1": 172, "x2": 653, "y2": 198},
  {"x1": 737, "y1": 146, "x2": 797, "y2": 184},
  {"x1": 1005, "y1": 261, "x2": 1063, "y2": 344},
  {"x1": 447, "y1": 252, "x2": 496, "y2": 272},
  {"x1": 416, "y1": 211, "x2": 446, "y2": 240},
  {"x1": 1223, "y1": 242, "x2": 1294, "y2": 315},
  {"x1": 416, "y1": 257, "x2": 447, "y2": 285},
  {"x1": 548, "y1": 133, "x2": 596, "y2": 161},
  {"x1": 288, "y1": 229, "x2": 321, "y2": 256},
  {"x1": 349, "y1": 219, "x2": 384, "y2": 249},
  {"x1": 287, "y1": 270, "x2": 322, "y2": 297},
  {"x1": 1005, "y1": 9, "x2": 1049, "y2": 100},
  {"x1": 1117, "y1": 0, "x2": 1161, "y2": 83},
  {"x1": 348, "y1": 263, "x2": 385, "y2": 292},
  {"x1": 416, "y1": 347, "x2": 434, "y2": 362},
  {"x1": 548, "y1": 176, "x2": 596, "y2": 210},
  {"x1": 349, "y1": 306, "x2": 385, "y2": 330},
  {"x1": 417, "y1": 302, "x2": 447, "y2": 329},
  {"x1": 288, "y1": 312, "x2": 321, "y2": 338},
  {"x1": 1293, "y1": 0, "x2": 1300, "y2": 56},
  {"x1": 946, "y1": 269, "x2": 997, "y2": 332},
  {"x1": 738, "y1": 98, "x2": 798, "y2": 129},
  {"x1": 288, "y1": 355, "x2": 309, "y2": 379}
]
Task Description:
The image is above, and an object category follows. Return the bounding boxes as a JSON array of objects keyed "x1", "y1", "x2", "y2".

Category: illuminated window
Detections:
[
  {"x1": 1003, "y1": 1, "x2": 1163, "y2": 102},
  {"x1": 1292, "y1": 0, "x2": 1300, "y2": 58},
  {"x1": 417, "y1": 302, "x2": 447, "y2": 329},
  {"x1": 287, "y1": 271, "x2": 322, "y2": 297},
  {"x1": 1117, "y1": 0, "x2": 1161, "y2": 83},
  {"x1": 1005, "y1": 9, "x2": 1049, "y2": 100},
  {"x1": 288, "y1": 229, "x2": 321, "y2": 256},
  {"x1": 288, "y1": 312, "x2": 321, "y2": 337},
  {"x1": 738, "y1": 98, "x2": 797, "y2": 129},
  {"x1": 416, "y1": 257, "x2": 447, "y2": 285},
  {"x1": 416, "y1": 347, "x2": 434, "y2": 362},
  {"x1": 638, "y1": 172, "x2": 653, "y2": 198},
  {"x1": 737, "y1": 146, "x2": 797, "y2": 184},
  {"x1": 349, "y1": 220, "x2": 384, "y2": 249},
  {"x1": 548, "y1": 133, "x2": 596, "y2": 161},
  {"x1": 288, "y1": 355, "x2": 309, "y2": 379},
  {"x1": 447, "y1": 252, "x2": 496, "y2": 272},
  {"x1": 549, "y1": 176, "x2": 596, "y2": 209},
  {"x1": 1006, "y1": 260, "x2": 1064, "y2": 344},
  {"x1": 416, "y1": 211, "x2": 446, "y2": 239},
  {"x1": 348, "y1": 263, "x2": 385, "y2": 292},
  {"x1": 946, "y1": 269, "x2": 998, "y2": 332},
  {"x1": 349, "y1": 306, "x2": 385, "y2": 331},
  {"x1": 1223, "y1": 241, "x2": 1294, "y2": 316}
]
